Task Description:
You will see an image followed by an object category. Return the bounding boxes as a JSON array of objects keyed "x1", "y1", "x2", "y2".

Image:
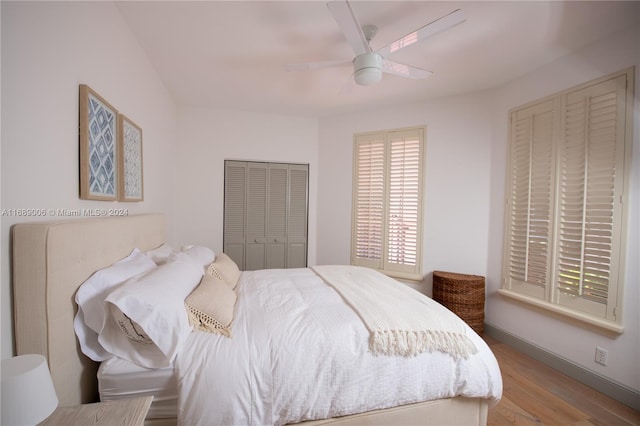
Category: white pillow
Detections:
[
  {"x1": 146, "y1": 244, "x2": 215, "y2": 268},
  {"x1": 145, "y1": 244, "x2": 176, "y2": 265},
  {"x1": 74, "y1": 309, "x2": 109, "y2": 361},
  {"x1": 73, "y1": 249, "x2": 157, "y2": 361},
  {"x1": 99, "y1": 253, "x2": 204, "y2": 368},
  {"x1": 181, "y1": 245, "x2": 216, "y2": 269}
]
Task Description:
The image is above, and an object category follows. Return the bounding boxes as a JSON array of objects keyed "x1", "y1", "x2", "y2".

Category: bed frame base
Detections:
[
  {"x1": 300, "y1": 398, "x2": 488, "y2": 425},
  {"x1": 142, "y1": 398, "x2": 488, "y2": 426}
]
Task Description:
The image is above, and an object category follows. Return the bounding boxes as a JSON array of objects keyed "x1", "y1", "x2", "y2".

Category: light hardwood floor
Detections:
[{"x1": 485, "y1": 336, "x2": 640, "y2": 425}]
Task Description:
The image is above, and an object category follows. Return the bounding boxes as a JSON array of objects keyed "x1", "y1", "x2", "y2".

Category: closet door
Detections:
[
  {"x1": 266, "y1": 164, "x2": 288, "y2": 269},
  {"x1": 245, "y1": 162, "x2": 268, "y2": 271},
  {"x1": 224, "y1": 160, "x2": 308, "y2": 271},
  {"x1": 223, "y1": 161, "x2": 247, "y2": 269},
  {"x1": 287, "y1": 164, "x2": 308, "y2": 268}
]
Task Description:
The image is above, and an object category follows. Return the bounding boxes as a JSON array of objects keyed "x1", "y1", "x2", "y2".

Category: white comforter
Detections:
[{"x1": 175, "y1": 268, "x2": 502, "y2": 426}]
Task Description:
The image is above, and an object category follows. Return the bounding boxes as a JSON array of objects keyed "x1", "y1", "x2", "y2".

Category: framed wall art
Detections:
[
  {"x1": 118, "y1": 114, "x2": 144, "y2": 202},
  {"x1": 79, "y1": 84, "x2": 119, "y2": 200}
]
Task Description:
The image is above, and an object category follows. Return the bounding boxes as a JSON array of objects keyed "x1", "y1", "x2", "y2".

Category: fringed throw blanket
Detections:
[{"x1": 311, "y1": 265, "x2": 477, "y2": 359}]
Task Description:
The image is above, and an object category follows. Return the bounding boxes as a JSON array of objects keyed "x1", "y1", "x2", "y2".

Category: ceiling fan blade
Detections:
[
  {"x1": 327, "y1": 1, "x2": 371, "y2": 56},
  {"x1": 382, "y1": 60, "x2": 432, "y2": 80},
  {"x1": 284, "y1": 59, "x2": 352, "y2": 72},
  {"x1": 376, "y1": 9, "x2": 466, "y2": 57}
]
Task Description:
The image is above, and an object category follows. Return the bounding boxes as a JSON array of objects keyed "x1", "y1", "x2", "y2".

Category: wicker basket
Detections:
[{"x1": 432, "y1": 271, "x2": 485, "y2": 335}]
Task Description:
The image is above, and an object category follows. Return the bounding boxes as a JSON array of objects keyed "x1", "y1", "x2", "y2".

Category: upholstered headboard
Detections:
[{"x1": 11, "y1": 214, "x2": 165, "y2": 406}]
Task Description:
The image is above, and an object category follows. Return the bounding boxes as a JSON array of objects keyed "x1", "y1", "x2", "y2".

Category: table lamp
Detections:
[{"x1": 1, "y1": 354, "x2": 59, "y2": 425}]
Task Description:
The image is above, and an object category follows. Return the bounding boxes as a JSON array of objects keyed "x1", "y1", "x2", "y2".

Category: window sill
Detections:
[{"x1": 498, "y1": 289, "x2": 624, "y2": 335}]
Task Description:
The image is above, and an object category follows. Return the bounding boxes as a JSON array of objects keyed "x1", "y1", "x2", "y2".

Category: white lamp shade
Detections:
[{"x1": 1, "y1": 354, "x2": 59, "y2": 426}]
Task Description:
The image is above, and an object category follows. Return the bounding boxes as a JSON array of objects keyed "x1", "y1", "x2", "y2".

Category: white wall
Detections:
[
  {"x1": 173, "y1": 107, "x2": 319, "y2": 264},
  {"x1": 1, "y1": 2, "x2": 178, "y2": 358},
  {"x1": 317, "y1": 92, "x2": 494, "y2": 294},
  {"x1": 486, "y1": 23, "x2": 640, "y2": 392}
]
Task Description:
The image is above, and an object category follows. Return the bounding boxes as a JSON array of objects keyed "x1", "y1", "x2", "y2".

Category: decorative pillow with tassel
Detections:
[
  {"x1": 206, "y1": 252, "x2": 240, "y2": 289},
  {"x1": 185, "y1": 273, "x2": 237, "y2": 336}
]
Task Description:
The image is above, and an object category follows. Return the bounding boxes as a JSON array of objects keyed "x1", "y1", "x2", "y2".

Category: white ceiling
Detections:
[{"x1": 115, "y1": 1, "x2": 640, "y2": 117}]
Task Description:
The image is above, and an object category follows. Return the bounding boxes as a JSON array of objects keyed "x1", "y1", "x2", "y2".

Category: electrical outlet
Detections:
[{"x1": 595, "y1": 347, "x2": 608, "y2": 366}]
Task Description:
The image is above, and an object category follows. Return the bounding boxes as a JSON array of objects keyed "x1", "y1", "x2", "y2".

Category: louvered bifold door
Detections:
[
  {"x1": 384, "y1": 128, "x2": 423, "y2": 276},
  {"x1": 352, "y1": 134, "x2": 385, "y2": 269},
  {"x1": 505, "y1": 100, "x2": 556, "y2": 299},
  {"x1": 266, "y1": 163, "x2": 288, "y2": 269},
  {"x1": 554, "y1": 75, "x2": 627, "y2": 319},
  {"x1": 287, "y1": 164, "x2": 309, "y2": 268},
  {"x1": 224, "y1": 161, "x2": 247, "y2": 269},
  {"x1": 245, "y1": 162, "x2": 268, "y2": 271}
]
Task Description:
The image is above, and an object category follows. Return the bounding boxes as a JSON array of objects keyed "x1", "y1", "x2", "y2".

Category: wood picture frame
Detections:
[
  {"x1": 79, "y1": 84, "x2": 119, "y2": 200},
  {"x1": 118, "y1": 114, "x2": 144, "y2": 202}
]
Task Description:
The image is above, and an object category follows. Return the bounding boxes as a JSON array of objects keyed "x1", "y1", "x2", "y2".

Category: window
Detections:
[
  {"x1": 501, "y1": 68, "x2": 633, "y2": 333},
  {"x1": 351, "y1": 126, "x2": 425, "y2": 281}
]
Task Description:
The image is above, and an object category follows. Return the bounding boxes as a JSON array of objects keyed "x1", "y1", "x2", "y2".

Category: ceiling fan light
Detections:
[
  {"x1": 353, "y1": 53, "x2": 383, "y2": 86},
  {"x1": 355, "y1": 67, "x2": 382, "y2": 85}
]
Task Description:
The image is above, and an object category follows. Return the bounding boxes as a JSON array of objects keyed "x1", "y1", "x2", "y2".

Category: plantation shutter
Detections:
[
  {"x1": 385, "y1": 128, "x2": 423, "y2": 275},
  {"x1": 505, "y1": 100, "x2": 556, "y2": 300},
  {"x1": 353, "y1": 134, "x2": 385, "y2": 269},
  {"x1": 501, "y1": 68, "x2": 631, "y2": 329},
  {"x1": 352, "y1": 127, "x2": 425, "y2": 279},
  {"x1": 555, "y1": 75, "x2": 627, "y2": 319}
]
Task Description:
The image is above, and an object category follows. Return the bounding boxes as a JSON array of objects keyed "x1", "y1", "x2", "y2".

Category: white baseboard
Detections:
[{"x1": 484, "y1": 323, "x2": 640, "y2": 412}]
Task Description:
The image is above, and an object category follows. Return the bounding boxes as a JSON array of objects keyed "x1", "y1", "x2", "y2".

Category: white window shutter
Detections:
[
  {"x1": 555, "y1": 75, "x2": 627, "y2": 319},
  {"x1": 502, "y1": 68, "x2": 632, "y2": 330},
  {"x1": 352, "y1": 135, "x2": 385, "y2": 269},
  {"x1": 385, "y1": 129, "x2": 423, "y2": 275},
  {"x1": 505, "y1": 100, "x2": 556, "y2": 299},
  {"x1": 352, "y1": 127, "x2": 425, "y2": 279}
]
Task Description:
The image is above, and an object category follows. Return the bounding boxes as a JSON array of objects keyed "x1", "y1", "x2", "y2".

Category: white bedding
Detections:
[
  {"x1": 98, "y1": 356, "x2": 177, "y2": 419},
  {"x1": 175, "y1": 268, "x2": 502, "y2": 426}
]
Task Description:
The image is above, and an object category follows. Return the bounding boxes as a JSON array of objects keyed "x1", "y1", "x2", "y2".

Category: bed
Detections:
[{"x1": 12, "y1": 213, "x2": 501, "y2": 425}]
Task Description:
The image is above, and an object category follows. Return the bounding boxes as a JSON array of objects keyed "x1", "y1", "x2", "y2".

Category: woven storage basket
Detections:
[{"x1": 432, "y1": 271, "x2": 485, "y2": 335}]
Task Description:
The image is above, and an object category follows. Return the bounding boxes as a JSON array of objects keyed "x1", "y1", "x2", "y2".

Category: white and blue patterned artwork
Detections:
[
  {"x1": 88, "y1": 92, "x2": 117, "y2": 197},
  {"x1": 121, "y1": 117, "x2": 143, "y2": 201}
]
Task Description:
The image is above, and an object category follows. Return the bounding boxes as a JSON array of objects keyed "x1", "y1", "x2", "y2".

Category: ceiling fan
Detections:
[{"x1": 285, "y1": 1, "x2": 465, "y2": 87}]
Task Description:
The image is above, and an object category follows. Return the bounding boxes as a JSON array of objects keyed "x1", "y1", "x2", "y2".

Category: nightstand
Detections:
[{"x1": 39, "y1": 395, "x2": 152, "y2": 426}]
